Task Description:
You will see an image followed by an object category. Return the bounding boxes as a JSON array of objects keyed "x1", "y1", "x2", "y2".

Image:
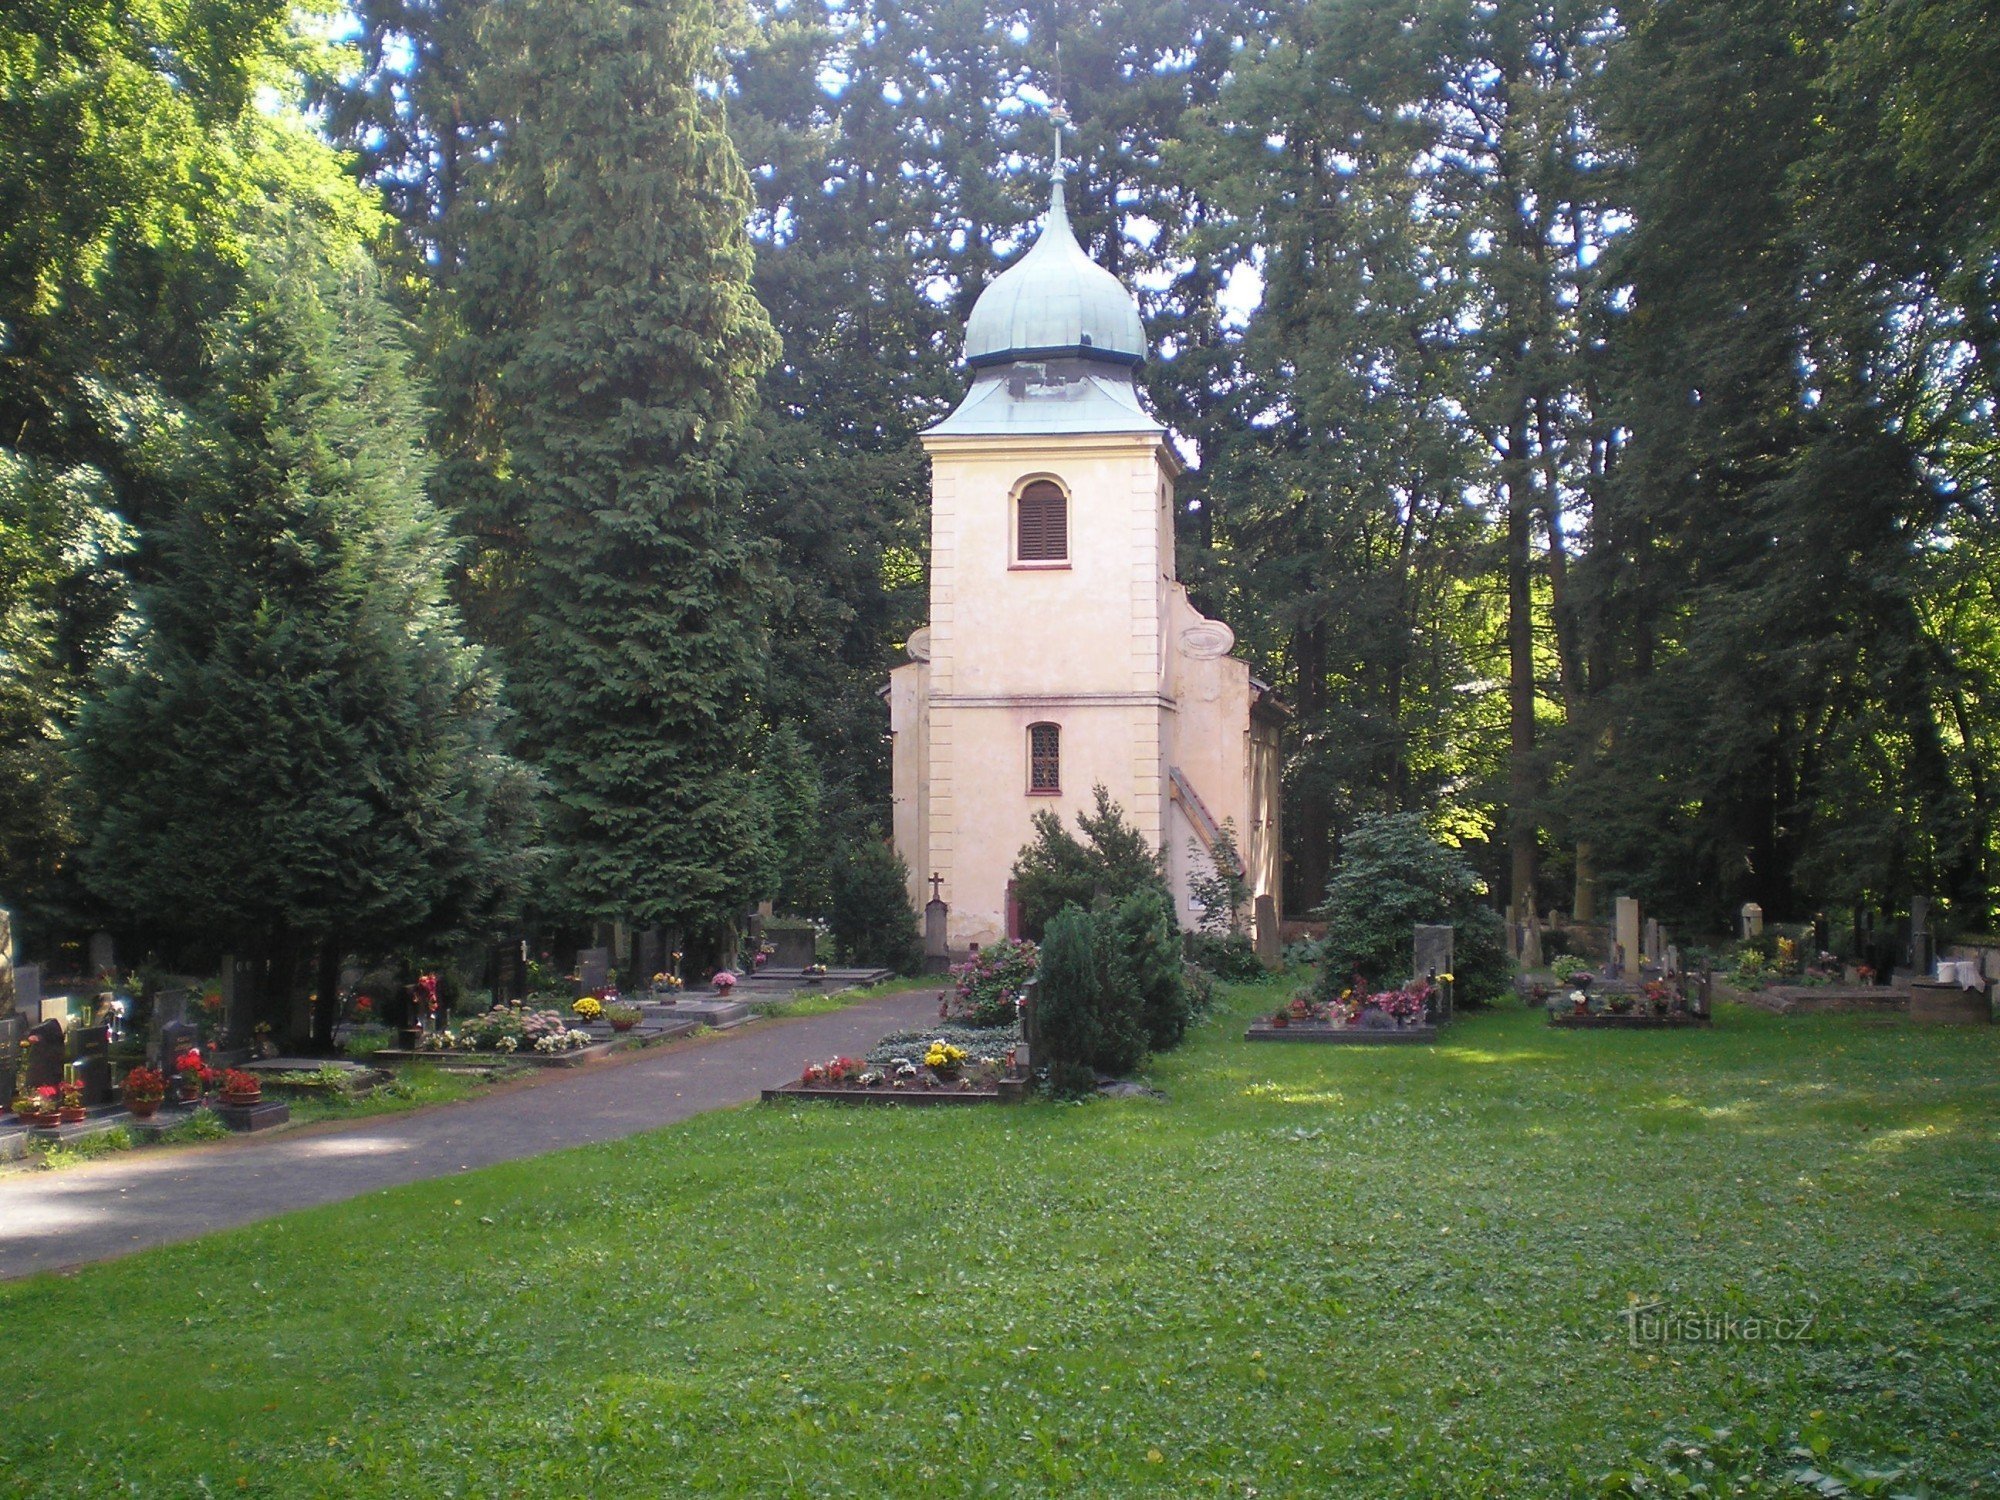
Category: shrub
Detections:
[
  {"x1": 829, "y1": 834, "x2": 924, "y2": 974},
  {"x1": 947, "y1": 940, "x2": 1037, "y2": 1028},
  {"x1": 1034, "y1": 905, "x2": 1104, "y2": 1095},
  {"x1": 1010, "y1": 786, "x2": 1168, "y2": 939},
  {"x1": 1102, "y1": 887, "x2": 1189, "y2": 1053},
  {"x1": 1188, "y1": 930, "x2": 1266, "y2": 982},
  {"x1": 1312, "y1": 812, "x2": 1509, "y2": 1005},
  {"x1": 1187, "y1": 819, "x2": 1250, "y2": 934}
]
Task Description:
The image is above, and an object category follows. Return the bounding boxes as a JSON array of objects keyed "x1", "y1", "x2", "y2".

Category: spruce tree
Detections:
[
  {"x1": 77, "y1": 212, "x2": 534, "y2": 1046},
  {"x1": 467, "y1": 0, "x2": 779, "y2": 937},
  {"x1": 1034, "y1": 904, "x2": 1103, "y2": 1098}
]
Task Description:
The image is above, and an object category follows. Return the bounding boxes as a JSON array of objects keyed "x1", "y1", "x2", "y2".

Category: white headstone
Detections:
[
  {"x1": 1615, "y1": 896, "x2": 1641, "y2": 979},
  {"x1": 1740, "y1": 902, "x2": 1763, "y2": 939}
]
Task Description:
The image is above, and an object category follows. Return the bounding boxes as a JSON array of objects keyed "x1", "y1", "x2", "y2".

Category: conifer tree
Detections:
[
  {"x1": 77, "y1": 211, "x2": 534, "y2": 1046},
  {"x1": 465, "y1": 0, "x2": 780, "y2": 936}
]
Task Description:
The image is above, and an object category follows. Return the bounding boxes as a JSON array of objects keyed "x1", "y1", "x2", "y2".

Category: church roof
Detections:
[
  {"x1": 928, "y1": 168, "x2": 1162, "y2": 440},
  {"x1": 961, "y1": 177, "x2": 1148, "y2": 371}
]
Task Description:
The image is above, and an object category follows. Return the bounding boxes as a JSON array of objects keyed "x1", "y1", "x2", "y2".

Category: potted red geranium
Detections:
[
  {"x1": 58, "y1": 1078, "x2": 86, "y2": 1124},
  {"x1": 175, "y1": 1047, "x2": 209, "y2": 1103},
  {"x1": 122, "y1": 1065, "x2": 168, "y2": 1120},
  {"x1": 219, "y1": 1068, "x2": 263, "y2": 1106}
]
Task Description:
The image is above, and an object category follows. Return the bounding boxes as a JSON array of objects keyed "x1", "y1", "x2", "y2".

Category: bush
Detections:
[
  {"x1": 1103, "y1": 888, "x2": 1190, "y2": 1053},
  {"x1": 1312, "y1": 813, "x2": 1509, "y2": 1005},
  {"x1": 1035, "y1": 905, "x2": 1104, "y2": 1095},
  {"x1": 946, "y1": 940, "x2": 1038, "y2": 1028},
  {"x1": 1188, "y1": 930, "x2": 1266, "y2": 982},
  {"x1": 1010, "y1": 786, "x2": 1168, "y2": 939},
  {"x1": 829, "y1": 834, "x2": 924, "y2": 974}
]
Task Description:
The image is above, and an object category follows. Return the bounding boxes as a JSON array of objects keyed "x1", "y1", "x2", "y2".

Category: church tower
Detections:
[{"x1": 887, "y1": 162, "x2": 1284, "y2": 953}]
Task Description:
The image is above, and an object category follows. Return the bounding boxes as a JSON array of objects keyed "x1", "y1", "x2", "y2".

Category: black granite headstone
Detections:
[
  {"x1": 74, "y1": 1025, "x2": 111, "y2": 1105},
  {"x1": 576, "y1": 947, "x2": 610, "y2": 994},
  {"x1": 23, "y1": 1019, "x2": 65, "y2": 1092}
]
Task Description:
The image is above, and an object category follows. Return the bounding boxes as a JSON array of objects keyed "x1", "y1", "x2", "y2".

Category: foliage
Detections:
[
  {"x1": 828, "y1": 835, "x2": 923, "y2": 974},
  {"x1": 341, "y1": 1025, "x2": 396, "y2": 1060},
  {"x1": 458, "y1": 0, "x2": 779, "y2": 938},
  {"x1": 1101, "y1": 887, "x2": 1190, "y2": 1054},
  {"x1": 1010, "y1": 786, "x2": 1170, "y2": 940},
  {"x1": 945, "y1": 940, "x2": 1037, "y2": 1029},
  {"x1": 72, "y1": 212, "x2": 535, "y2": 1046},
  {"x1": 1187, "y1": 931, "x2": 1266, "y2": 983},
  {"x1": 1032, "y1": 904, "x2": 1105, "y2": 1098},
  {"x1": 1186, "y1": 820, "x2": 1252, "y2": 935},
  {"x1": 1312, "y1": 813, "x2": 1509, "y2": 1004}
]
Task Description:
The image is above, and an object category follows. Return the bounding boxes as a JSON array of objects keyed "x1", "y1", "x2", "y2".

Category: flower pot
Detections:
[
  {"x1": 1271, "y1": 1014, "x2": 1290, "y2": 1028},
  {"x1": 180, "y1": 1081, "x2": 204, "y2": 1103},
  {"x1": 27, "y1": 1113, "x2": 60, "y2": 1131},
  {"x1": 610, "y1": 1020, "x2": 637, "y2": 1033},
  {"x1": 1572, "y1": 997, "x2": 1589, "y2": 1016},
  {"x1": 221, "y1": 1091, "x2": 262, "y2": 1108},
  {"x1": 127, "y1": 1099, "x2": 161, "y2": 1121},
  {"x1": 60, "y1": 1106, "x2": 87, "y2": 1124}
]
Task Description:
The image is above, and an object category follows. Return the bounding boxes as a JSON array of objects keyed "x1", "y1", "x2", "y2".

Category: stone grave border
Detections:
[{"x1": 761, "y1": 1076, "x2": 1027, "y2": 1106}]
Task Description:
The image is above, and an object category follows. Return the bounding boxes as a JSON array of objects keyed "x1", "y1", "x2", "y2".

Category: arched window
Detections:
[
  {"x1": 1016, "y1": 480, "x2": 1068, "y2": 563},
  {"x1": 1028, "y1": 722, "x2": 1061, "y2": 794}
]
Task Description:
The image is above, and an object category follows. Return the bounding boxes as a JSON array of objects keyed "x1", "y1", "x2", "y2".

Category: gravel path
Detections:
[{"x1": 0, "y1": 987, "x2": 943, "y2": 1280}]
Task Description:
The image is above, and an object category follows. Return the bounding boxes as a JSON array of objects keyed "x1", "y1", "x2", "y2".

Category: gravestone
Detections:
[
  {"x1": 636, "y1": 929, "x2": 664, "y2": 988},
  {"x1": 88, "y1": 931, "x2": 115, "y2": 976},
  {"x1": 220, "y1": 954, "x2": 257, "y2": 1046},
  {"x1": 149, "y1": 988, "x2": 189, "y2": 1067},
  {"x1": 0, "y1": 1013, "x2": 18, "y2": 1067},
  {"x1": 766, "y1": 927, "x2": 817, "y2": 969},
  {"x1": 924, "y1": 895, "x2": 951, "y2": 974},
  {"x1": 1909, "y1": 896, "x2": 1930, "y2": 976},
  {"x1": 74, "y1": 1026, "x2": 110, "y2": 1105},
  {"x1": 0, "y1": 903, "x2": 13, "y2": 1016},
  {"x1": 22, "y1": 1019, "x2": 64, "y2": 1092},
  {"x1": 1642, "y1": 918, "x2": 1662, "y2": 966},
  {"x1": 1253, "y1": 895, "x2": 1281, "y2": 968},
  {"x1": 1740, "y1": 903, "x2": 1764, "y2": 940},
  {"x1": 1614, "y1": 897, "x2": 1641, "y2": 979},
  {"x1": 160, "y1": 1019, "x2": 199, "y2": 1078},
  {"x1": 1414, "y1": 924, "x2": 1454, "y2": 983},
  {"x1": 576, "y1": 947, "x2": 610, "y2": 995},
  {"x1": 1521, "y1": 921, "x2": 1543, "y2": 969},
  {"x1": 491, "y1": 942, "x2": 525, "y2": 1005},
  {"x1": 15, "y1": 963, "x2": 41, "y2": 1019}
]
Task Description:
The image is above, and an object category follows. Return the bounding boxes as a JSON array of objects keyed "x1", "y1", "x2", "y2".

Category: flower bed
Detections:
[
  {"x1": 767, "y1": 1039, "x2": 1026, "y2": 1105},
  {"x1": 420, "y1": 1005, "x2": 596, "y2": 1056}
]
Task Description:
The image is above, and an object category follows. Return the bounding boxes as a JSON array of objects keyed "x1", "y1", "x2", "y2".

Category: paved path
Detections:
[{"x1": 0, "y1": 988, "x2": 942, "y2": 1281}]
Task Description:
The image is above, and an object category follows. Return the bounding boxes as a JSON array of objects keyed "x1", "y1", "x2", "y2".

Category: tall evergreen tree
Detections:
[
  {"x1": 465, "y1": 0, "x2": 779, "y2": 937},
  {"x1": 77, "y1": 209, "x2": 535, "y2": 1046}
]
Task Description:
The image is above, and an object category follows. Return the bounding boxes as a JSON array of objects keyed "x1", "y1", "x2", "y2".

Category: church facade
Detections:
[{"x1": 887, "y1": 172, "x2": 1284, "y2": 952}]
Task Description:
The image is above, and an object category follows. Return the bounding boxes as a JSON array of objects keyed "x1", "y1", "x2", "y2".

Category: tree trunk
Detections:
[{"x1": 310, "y1": 940, "x2": 344, "y2": 1056}]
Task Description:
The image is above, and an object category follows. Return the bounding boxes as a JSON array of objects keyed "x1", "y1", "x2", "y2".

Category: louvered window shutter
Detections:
[{"x1": 1017, "y1": 482, "x2": 1068, "y2": 561}]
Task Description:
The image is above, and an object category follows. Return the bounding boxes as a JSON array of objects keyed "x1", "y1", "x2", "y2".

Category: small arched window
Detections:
[
  {"x1": 1016, "y1": 480, "x2": 1068, "y2": 563},
  {"x1": 1028, "y1": 723, "x2": 1061, "y2": 794}
]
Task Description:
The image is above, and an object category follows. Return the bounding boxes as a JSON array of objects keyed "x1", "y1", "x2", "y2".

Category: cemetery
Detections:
[{"x1": 3, "y1": 3, "x2": 1999, "y2": 1491}]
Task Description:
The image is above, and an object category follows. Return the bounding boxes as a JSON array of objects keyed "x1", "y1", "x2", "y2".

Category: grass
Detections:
[
  {"x1": 2, "y1": 979, "x2": 1995, "y2": 1496},
  {"x1": 8, "y1": 1065, "x2": 504, "y2": 1174},
  {"x1": 750, "y1": 971, "x2": 946, "y2": 1020}
]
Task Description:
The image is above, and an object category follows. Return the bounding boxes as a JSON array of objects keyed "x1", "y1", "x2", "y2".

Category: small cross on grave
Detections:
[{"x1": 929, "y1": 872, "x2": 945, "y2": 902}]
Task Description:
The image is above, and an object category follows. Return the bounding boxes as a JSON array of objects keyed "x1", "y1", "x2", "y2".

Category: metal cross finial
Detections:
[
  {"x1": 929, "y1": 872, "x2": 945, "y2": 901},
  {"x1": 1049, "y1": 100, "x2": 1071, "y2": 182}
]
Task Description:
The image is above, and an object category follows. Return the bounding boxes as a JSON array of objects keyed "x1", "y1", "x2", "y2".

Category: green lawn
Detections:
[{"x1": 4, "y1": 981, "x2": 1995, "y2": 1497}]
